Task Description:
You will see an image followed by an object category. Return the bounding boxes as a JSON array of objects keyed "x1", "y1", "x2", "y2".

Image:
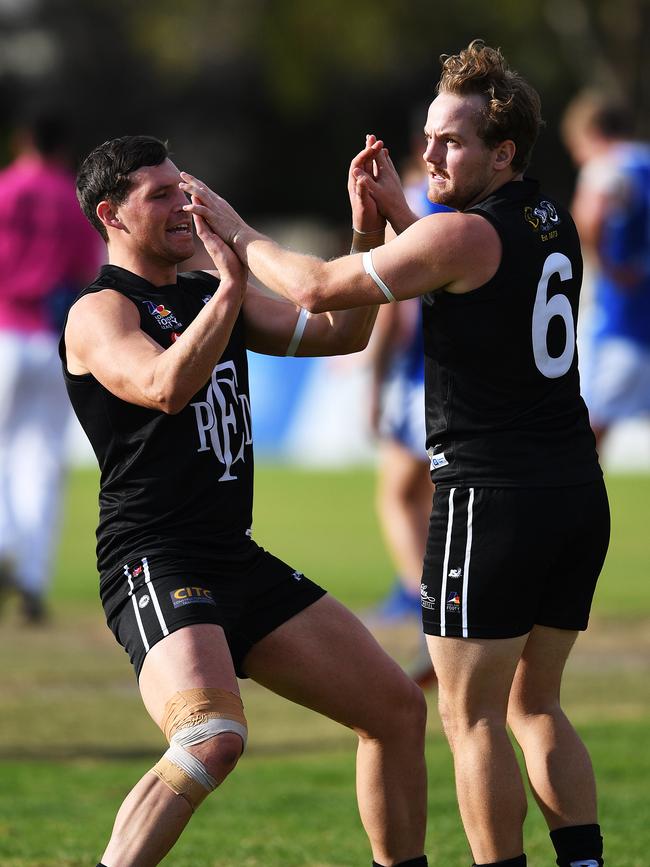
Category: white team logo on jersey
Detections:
[
  {"x1": 191, "y1": 360, "x2": 252, "y2": 481},
  {"x1": 524, "y1": 200, "x2": 561, "y2": 234},
  {"x1": 448, "y1": 567, "x2": 462, "y2": 579}
]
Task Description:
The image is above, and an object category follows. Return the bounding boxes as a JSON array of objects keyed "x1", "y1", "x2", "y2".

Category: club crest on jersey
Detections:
[
  {"x1": 141, "y1": 299, "x2": 183, "y2": 330},
  {"x1": 191, "y1": 359, "x2": 252, "y2": 482},
  {"x1": 524, "y1": 200, "x2": 561, "y2": 235}
]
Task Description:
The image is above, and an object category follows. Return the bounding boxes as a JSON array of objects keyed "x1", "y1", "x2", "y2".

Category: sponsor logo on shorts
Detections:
[
  {"x1": 170, "y1": 586, "x2": 217, "y2": 608},
  {"x1": 420, "y1": 583, "x2": 436, "y2": 610},
  {"x1": 448, "y1": 567, "x2": 462, "y2": 579},
  {"x1": 138, "y1": 594, "x2": 150, "y2": 609},
  {"x1": 446, "y1": 591, "x2": 461, "y2": 612},
  {"x1": 292, "y1": 570, "x2": 303, "y2": 581}
]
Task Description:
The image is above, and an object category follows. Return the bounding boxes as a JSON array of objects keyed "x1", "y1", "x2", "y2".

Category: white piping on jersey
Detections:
[
  {"x1": 142, "y1": 557, "x2": 169, "y2": 638},
  {"x1": 461, "y1": 488, "x2": 475, "y2": 638},
  {"x1": 362, "y1": 250, "x2": 396, "y2": 303},
  {"x1": 440, "y1": 487, "x2": 456, "y2": 637},
  {"x1": 125, "y1": 564, "x2": 150, "y2": 652}
]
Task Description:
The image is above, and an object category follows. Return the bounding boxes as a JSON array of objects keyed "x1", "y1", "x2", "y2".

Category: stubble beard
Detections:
[{"x1": 428, "y1": 171, "x2": 490, "y2": 212}]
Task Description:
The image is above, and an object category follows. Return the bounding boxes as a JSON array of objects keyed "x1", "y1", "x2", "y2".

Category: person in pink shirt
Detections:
[{"x1": 0, "y1": 107, "x2": 102, "y2": 622}]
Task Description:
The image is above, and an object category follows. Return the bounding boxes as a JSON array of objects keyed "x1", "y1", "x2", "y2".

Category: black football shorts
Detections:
[
  {"x1": 104, "y1": 547, "x2": 326, "y2": 679},
  {"x1": 421, "y1": 479, "x2": 610, "y2": 639}
]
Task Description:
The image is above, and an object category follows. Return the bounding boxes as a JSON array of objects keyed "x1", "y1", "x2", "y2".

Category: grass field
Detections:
[{"x1": 0, "y1": 466, "x2": 648, "y2": 866}]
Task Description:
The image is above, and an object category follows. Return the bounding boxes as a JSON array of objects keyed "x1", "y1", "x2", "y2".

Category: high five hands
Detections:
[
  {"x1": 348, "y1": 135, "x2": 409, "y2": 233},
  {"x1": 180, "y1": 173, "x2": 250, "y2": 256}
]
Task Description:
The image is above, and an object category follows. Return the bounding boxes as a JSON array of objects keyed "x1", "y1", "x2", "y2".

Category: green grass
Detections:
[{"x1": 0, "y1": 466, "x2": 648, "y2": 866}]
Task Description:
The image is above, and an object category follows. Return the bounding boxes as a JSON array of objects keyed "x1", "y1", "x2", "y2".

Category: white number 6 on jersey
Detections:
[{"x1": 532, "y1": 252, "x2": 575, "y2": 379}]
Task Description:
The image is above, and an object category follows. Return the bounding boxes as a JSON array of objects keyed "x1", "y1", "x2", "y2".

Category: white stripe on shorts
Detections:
[
  {"x1": 440, "y1": 487, "x2": 456, "y2": 637},
  {"x1": 461, "y1": 488, "x2": 475, "y2": 638},
  {"x1": 142, "y1": 557, "x2": 169, "y2": 637},
  {"x1": 125, "y1": 565, "x2": 150, "y2": 653}
]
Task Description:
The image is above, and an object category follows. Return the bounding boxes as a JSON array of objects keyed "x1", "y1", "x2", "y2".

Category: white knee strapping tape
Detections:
[
  {"x1": 164, "y1": 742, "x2": 218, "y2": 792},
  {"x1": 163, "y1": 717, "x2": 249, "y2": 794},
  {"x1": 172, "y1": 718, "x2": 248, "y2": 750}
]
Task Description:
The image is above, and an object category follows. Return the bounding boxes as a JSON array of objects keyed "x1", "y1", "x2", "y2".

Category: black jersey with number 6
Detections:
[
  {"x1": 60, "y1": 265, "x2": 255, "y2": 585},
  {"x1": 422, "y1": 178, "x2": 601, "y2": 488}
]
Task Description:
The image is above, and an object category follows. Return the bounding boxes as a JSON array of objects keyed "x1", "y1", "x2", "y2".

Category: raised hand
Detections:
[
  {"x1": 179, "y1": 172, "x2": 247, "y2": 251},
  {"x1": 352, "y1": 145, "x2": 416, "y2": 233},
  {"x1": 347, "y1": 134, "x2": 386, "y2": 234},
  {"x1": 190, "y1": 197, "x2": 248, "y2": 289}
]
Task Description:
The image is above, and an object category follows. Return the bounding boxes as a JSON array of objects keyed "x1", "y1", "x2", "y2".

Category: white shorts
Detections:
[
  {"x1": 580, "y1": 336, "x2": 650, "y2": 427},
  {"x1": 379, "y1": 371, "x2": 427, "y2": 459}
]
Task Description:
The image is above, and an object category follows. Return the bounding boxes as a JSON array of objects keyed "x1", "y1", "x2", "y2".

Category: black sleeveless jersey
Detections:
[
  {"x1": 60, "y1": 265, "x2": 256, "y2": 584},
  {"x1": 423, "y1": 178, "x2": 601, "y2": 488}
]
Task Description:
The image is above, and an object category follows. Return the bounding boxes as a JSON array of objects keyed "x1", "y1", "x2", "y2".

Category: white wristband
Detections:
[
  {"x1": 362, "y1": 250, "x2": 396, "y2": 303},
  {"x1": 286, "y1": 307, "x2": 311, "y2": 356}
]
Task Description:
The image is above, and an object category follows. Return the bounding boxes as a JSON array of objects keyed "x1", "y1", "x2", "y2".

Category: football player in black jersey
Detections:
[
  {"x1": 181, "y1": 40, "x2": 609, "y2": 867},
  {"x1": 63, "y1": 136, "x2": 429, "y2": 867}
]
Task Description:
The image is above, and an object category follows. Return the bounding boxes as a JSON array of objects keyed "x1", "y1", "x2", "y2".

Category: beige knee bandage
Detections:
[{"x1": 151, "y1": 688, "x2": 248, "y2": 811}]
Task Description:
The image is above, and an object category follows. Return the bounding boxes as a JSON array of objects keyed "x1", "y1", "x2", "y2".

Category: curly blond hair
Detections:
[{"x1": 438, "y1": 39, "x2": 543, "y2": 171}]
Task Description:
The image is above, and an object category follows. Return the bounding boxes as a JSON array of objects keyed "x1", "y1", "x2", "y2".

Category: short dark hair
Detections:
[
  {"x1": 437, "y1": 39, "x2": 543, "y2": 172},
  {"x1": 25, "y1": 108, "x2": 71, "y2": 157},
  {"x1": 76, "y1": 135, "x2": 169, "y2": 241}
]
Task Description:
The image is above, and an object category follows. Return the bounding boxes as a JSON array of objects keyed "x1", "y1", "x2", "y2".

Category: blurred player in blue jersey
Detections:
[{"x1": 562, "y1": 91, "x2": 650, "y2": 447}]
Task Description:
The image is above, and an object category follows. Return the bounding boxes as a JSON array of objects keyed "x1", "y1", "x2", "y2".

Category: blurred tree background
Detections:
[{"x1": 1, "y1": 0, "x2": 649, "y2": 228}]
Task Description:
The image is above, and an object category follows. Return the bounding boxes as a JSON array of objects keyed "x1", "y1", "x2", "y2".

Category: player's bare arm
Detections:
[
  {"x1": 65, "y1": 283, "x2": 243, "y2": 414},
  {"x1": 241, "y1": 282, "x2": 379, "y2": 356},
  {"x1": 65, "y1": 218, "x2": 246, "y2": 415},
  {"x1": 180, "y1": 172, "x2": 501, "y2": 310}
]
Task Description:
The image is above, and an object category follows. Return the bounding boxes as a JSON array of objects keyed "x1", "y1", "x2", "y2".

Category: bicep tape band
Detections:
[
  {"x1": 286, "y1": 307, "x2": 311, "y2": 356},
  {"x1": 362, "y1": 249, "x2": 396, "y2": 302}
]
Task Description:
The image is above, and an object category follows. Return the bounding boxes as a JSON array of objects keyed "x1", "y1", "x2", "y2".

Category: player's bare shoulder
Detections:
[
  {"x1": 402, "y1": 209, "x2": 501, "y2": 295},
  {"x1": 65, "y1": 289, "x2": 141, "y2": 375}
]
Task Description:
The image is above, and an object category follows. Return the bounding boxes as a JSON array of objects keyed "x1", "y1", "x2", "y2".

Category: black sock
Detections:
[
  {"x1": 473, "y1": 856, "x2": 526, "y2": 867},
  {"x1": 550, "y1": 823, "x2": 603, "y2": 866},
  {"x1": 373, "y1": 857, "x2": 428, "y2": 867}
]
